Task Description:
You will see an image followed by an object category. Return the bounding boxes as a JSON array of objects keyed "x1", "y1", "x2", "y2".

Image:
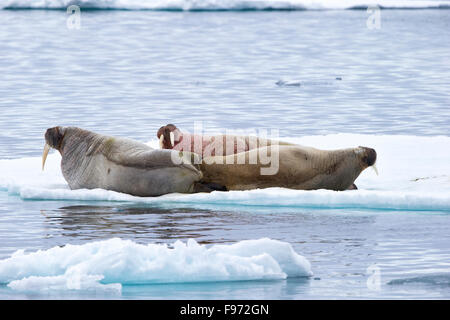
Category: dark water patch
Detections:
[{"x1": 388, "y1": 273, "x2": 450, "y2": 287}]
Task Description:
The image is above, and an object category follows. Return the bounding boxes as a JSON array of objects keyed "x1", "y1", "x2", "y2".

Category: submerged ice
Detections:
[{"x1": 0, "y1": 238, "x2": 312, "y2": 293}]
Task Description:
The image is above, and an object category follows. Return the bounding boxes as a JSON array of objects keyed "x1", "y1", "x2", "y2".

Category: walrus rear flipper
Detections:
[
  {"x1": 347, "y1": 183, "x2": 358, "y2": 190},
  {"x1": 193, "y1": 182, "x2": 228, "y2": 193}
]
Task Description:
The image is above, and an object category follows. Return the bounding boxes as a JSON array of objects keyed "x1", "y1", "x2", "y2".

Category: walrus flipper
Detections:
[
  {"x1": 347, "y1": 183, "x2": 358, "y2": 190},
  {"x1": 99, "y1": 136, "x2": 200, "y2": 174}
]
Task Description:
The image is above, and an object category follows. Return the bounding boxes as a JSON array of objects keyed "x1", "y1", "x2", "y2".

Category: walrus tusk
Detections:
[
  {"x1": 42, "y1": 143, "x2": 50, "y2": 171},
  {"x1": 372, "y1": 163, "x2": 379, "y2": 176},
  {"x1": 159, "y1": 135, "x2": 164, "y2": 149},
  {"x1": 170, "y1": 132, "x2": 175, "y2": 147}
]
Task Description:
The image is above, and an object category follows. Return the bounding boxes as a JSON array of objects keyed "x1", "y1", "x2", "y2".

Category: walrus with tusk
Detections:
[
  {"x1": 157, "y1": 124, "x2": 294, "y2": 157},
  {"x1": 199, "y1": 144, "x2": 377, "y2": 191},
  {"x1": 42, "y1": 126, "x2": 224, "y2": 196},
  {"x1": 157, "y1": 124, "x2": 377, "y2": 191}
]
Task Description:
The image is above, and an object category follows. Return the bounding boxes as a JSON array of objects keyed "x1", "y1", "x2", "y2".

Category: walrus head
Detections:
[
  {"x1": 42, "y1": 126, "x2": 66, "y2": 170},
  {"x1": 356, "y1": 146, "x2": 378, "y2": 174},
  {"x1": 302, "y1": 145, "x2": 378, "y2": 190},
  {"x1": 157, "y1": 124, "x2": 179, "y2": 149},
  {"x1": 318, "y1": 145, "x2": 378, "y2": 190}
]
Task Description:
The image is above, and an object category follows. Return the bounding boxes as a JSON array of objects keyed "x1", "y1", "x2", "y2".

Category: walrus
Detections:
[
  {"x1": 157, "y1": 124, "x2": 371, "y2": 191},
  {"x1": 198, "y1": 144, "x2": 377, "y2": 191},
  {"x1": 41, "y1": 126, "x2": 221, "y2": 197},
  {"x1": 157, "y1": 124, "x2": 294, "y2": 157}
]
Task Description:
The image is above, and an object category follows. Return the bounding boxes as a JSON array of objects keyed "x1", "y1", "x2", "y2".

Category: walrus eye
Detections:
[
  {"x1": 42, "y1": 143, "x2": 51, "y2": 171},
  {"x1": 159, "y1": 135, "x2": 164, "y2": 149}
]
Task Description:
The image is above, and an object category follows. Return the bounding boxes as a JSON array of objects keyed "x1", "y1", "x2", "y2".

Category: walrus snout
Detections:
[{"x1": 359, "y1": 146, "x2": 377, "y2": 167}]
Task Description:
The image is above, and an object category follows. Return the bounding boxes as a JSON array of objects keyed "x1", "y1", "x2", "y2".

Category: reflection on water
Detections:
[
  {"x1": 0, "y1": 277, "x2": 312, "y2": 300},
  {"x1": 123, "y1": 277, "x2": 312, "y2": 300},
  {"x1": 41, "y1": 205, "x2": 237, "y2": 244}
]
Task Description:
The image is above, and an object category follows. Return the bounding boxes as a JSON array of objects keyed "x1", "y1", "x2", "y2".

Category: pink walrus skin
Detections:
[{"x1": 156, "y1": 124, "x2": 291, "y2": 158}]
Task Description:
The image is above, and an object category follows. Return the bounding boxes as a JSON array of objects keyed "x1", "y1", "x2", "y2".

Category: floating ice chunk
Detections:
[{"x1": 0, "y1": 238, "x2": 312, "y2": 293}]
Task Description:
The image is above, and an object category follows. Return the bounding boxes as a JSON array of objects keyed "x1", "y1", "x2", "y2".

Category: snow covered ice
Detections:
[{"x1": 1, "y1": 134, "x2": 449, "y2": 211}]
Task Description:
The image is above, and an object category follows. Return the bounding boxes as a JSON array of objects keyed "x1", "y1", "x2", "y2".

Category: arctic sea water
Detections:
[{"x1": 0, "y1": 1, "x2": 449, "y2": 299}]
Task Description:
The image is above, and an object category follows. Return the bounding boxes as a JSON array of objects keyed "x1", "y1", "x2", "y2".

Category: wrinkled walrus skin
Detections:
[
  {"x1": 199, "y1": 145, "x2": 377, "y2": 191},
  {"x1": 157, "y1": 124, "x2": 377, "y2": 191},
  {"x1": 43, "y1": 127, "x2": 203, "y2": 197},
  {"x1": 157, "y1": 124, "x2": 294, "y2": 157}
]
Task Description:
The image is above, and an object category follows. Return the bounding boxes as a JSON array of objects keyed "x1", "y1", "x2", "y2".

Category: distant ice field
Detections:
[{"x1": 2, "y1": 0, "x2": 450, "y2": 10}]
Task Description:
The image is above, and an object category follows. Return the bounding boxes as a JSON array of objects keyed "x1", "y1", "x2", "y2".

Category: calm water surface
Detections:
[
  {"x1": 0, "y1": 9, "x2": 449, "y2": 299},
  {"x1": 0, "y1": 9, "x2": 449, "y2": 158}
]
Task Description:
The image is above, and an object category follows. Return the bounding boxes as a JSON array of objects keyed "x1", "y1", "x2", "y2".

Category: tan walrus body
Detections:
[
  {"x1": 42, "y1": 127, "x2": 204, "y2": 197},
  {"x1": 199, "y1": 145, "x2": 377, "y2": 191}
]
